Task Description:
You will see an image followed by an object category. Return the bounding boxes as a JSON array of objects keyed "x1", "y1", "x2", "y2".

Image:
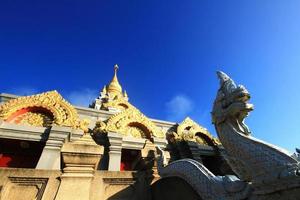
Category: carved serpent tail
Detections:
[{"x1": 156, "y1": 147, "x2": 250, "y2": 200}]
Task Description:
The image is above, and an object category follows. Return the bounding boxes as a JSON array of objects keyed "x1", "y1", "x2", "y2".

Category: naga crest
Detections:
[{"x1": 212, "y1": 71, "x2": 253, "y2": 135}]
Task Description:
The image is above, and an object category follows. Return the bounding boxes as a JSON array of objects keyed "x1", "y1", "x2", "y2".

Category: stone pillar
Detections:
[
  {"x1": 107, "y1": 132, "x2": 123, "y2": 171},
  {"x1": 36, "y1": 126, "x2": 70, "y2": 170},
  {"x1": 55, "y1": 133, "x2": 103, "y2": 200}
]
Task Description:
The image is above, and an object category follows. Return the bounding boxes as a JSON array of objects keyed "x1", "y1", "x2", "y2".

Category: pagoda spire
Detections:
[
  {"x1": 91, "y1": 64, "x2": 131, "y2": 111},
  {"x1": 106, "y1": 64, "x2": 122, "y2": 95}
]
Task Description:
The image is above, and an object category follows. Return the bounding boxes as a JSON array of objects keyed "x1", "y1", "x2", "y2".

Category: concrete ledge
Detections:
[
  {"x1": 0, "y1": 121, "x2": 48, "y2": 142},
  {"x1": 122, "y1": 137, "x2": 147, "y2": 150}
]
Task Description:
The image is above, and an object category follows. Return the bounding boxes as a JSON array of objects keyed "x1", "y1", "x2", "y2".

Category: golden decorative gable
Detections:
[
  {"x1": 173, "y1": 117, "x2": 220, "y2": 145},
  {"x1": 94, "y1": 107, "x2": 164, "y2": 139},
  {"x1": 0, "y1": 90, "x2": 89, "y2": 131},
  {"x1": 101, "y1": 95, "x2": 133, "y2": 111}
]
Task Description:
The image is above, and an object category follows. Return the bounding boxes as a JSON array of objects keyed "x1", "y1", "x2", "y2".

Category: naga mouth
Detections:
[
  {"x1": 233, "y1": 87, "x2": 253, "y2": 112},
  {"x1": 223, "y1": 91, "x2": 252, "y2": 111},
  {"x1": 242, "y1": 103, "x2": 254, "y2": 112}
]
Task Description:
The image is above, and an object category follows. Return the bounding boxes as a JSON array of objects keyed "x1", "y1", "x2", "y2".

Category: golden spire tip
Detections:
[
  {"x1": 106, "y1": 64, "x2": 122, "y2": 95},
  {"x1": 114, "y1": 64, "x2": 119, "y2": 72}
]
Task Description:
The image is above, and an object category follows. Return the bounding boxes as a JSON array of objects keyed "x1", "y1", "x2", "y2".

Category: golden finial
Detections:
[
  {"x1": 114, "y1": 64, "x2": 119, "y2": 72},
  {"x1": 107, "y1": 64, "x2": 122, "y2": 95}
]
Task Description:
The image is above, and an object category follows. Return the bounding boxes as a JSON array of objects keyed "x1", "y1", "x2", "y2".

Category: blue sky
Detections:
[{"x1": 0, "y1": 1, "x2": 299, "y2": 152}]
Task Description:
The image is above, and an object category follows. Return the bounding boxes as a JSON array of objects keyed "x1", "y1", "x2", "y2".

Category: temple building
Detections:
[{"x1": 0, "y1": 65, "x2": 230, "y2": 200}]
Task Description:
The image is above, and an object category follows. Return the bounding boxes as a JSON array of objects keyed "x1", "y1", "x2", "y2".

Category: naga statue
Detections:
[{"x1": 156, "y1": 71, "x2": 300, "y2": 200}]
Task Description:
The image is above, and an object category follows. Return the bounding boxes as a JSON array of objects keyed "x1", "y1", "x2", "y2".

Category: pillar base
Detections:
[{"x1": 55, "y1": 134, "x2": 103, "y2": 200}]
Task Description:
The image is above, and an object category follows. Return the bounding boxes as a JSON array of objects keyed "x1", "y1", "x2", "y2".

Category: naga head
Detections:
[{"x1": 212, "y1": 71, "x2": 253, "y2": 135}]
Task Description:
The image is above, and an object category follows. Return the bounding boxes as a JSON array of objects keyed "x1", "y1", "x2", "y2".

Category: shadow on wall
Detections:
[
  {"x1": 106, "y1": 175, "x2": 202, "y2": 200},
  {"x1": 91, "y1": 131, "x2": 110, "y2": 170},
  {"x1": 108, "y1": 151, "x2": 155, "y2": 200},
  {"x1": 107, "y1": 149, "x2": 155, "y2": 200},
  {"x1": 151, "y1": 177, "x2": 202, "y2": 200},
  {"x1": 107, "y1": 170, "x2": 154, "y2": 200},
  {"x1": 107, "y1": 149, "x2": 202, "y2": 200}
]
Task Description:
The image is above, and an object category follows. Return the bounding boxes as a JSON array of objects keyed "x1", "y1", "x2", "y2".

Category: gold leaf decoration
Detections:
[
  {"x1": 93, "y1": 107, "x2": 164, "y2": 139},
  {"x1": 0, "y1": 90, "x2": 89, "y2": 131},
  {"x1": 15, "y1": 112, "x2": 53, "y2": 127},
  {"x1": 173, "y1": 117, "x2": 221, "y2": 146},
  {"x1": 102, "y1": 97, "x2": 133, "y2": 111}
]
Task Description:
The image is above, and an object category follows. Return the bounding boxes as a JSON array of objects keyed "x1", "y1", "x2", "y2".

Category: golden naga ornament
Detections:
[
  {"x1": 171, "y1": 117, "x2": 221, "y2": 146},
  {"x1": 0, "y1": 90, "x2": 89, "y2": 131},
  {"x1": 93, "y1": 107, "x2": 164, "y2": 139}
]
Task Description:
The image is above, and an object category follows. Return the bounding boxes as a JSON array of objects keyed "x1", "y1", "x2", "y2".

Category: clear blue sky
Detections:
[{"x1": 0, "y1": 1, "x2": 299, "y2": 152}]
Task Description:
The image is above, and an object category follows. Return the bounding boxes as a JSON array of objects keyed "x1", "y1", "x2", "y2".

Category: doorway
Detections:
[{"x1": 120, "y1": 149, "x2": 141, "y2": 171}]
